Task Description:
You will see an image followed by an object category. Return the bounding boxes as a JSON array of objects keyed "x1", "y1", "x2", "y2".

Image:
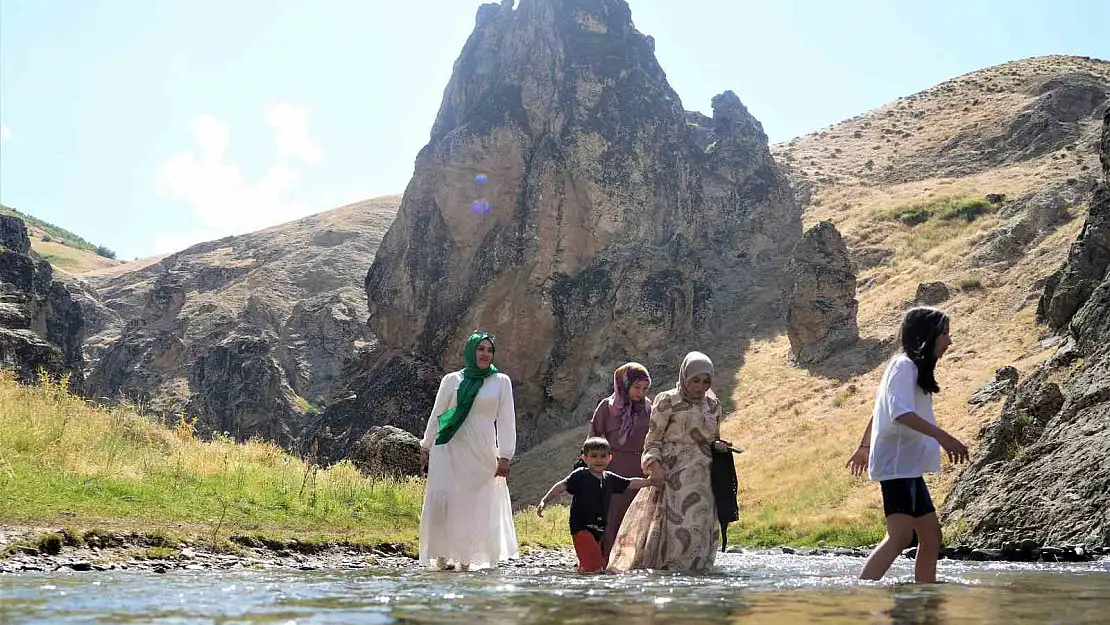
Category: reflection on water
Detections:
[{"x1": 1, "y1": 552, "x2": 1108, "y2": 624}]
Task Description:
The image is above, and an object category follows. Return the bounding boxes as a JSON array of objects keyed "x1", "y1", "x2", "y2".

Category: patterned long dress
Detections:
[{"x1": 607, "y1": 388, "x2": 721, "y2": 572}]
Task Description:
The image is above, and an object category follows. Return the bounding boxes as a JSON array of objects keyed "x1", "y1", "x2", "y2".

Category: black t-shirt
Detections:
[{"x1": 564, "y1": 467, "x2": 632, "y2": 539}]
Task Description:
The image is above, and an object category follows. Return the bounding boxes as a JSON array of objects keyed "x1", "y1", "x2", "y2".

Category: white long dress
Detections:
[{"x1": 418, "y1": 371, "x2": 519, "y2": 569}]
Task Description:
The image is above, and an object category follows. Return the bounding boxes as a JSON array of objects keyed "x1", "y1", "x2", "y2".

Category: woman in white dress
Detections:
[{"x1": 418, "y1": 331, "x2": 519, "y2": 570}]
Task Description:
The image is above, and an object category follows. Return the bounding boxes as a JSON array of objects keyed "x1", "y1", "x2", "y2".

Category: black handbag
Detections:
[{"x1": 711, "y1": 442, "x2": 741, "y2": 551}]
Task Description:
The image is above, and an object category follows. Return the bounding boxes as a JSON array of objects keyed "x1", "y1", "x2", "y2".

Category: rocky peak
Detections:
[
  {"x1": 710, "y1": 90, "x2": 766, "y2": 141},
  {"x1": 0, "y1": 215, "x2": 85, "y2": 388},
  {"x1": 311, "y1": 0, "x2": 801, "y2": 461}
]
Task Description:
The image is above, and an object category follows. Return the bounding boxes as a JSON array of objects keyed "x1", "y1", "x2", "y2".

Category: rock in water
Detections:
[
  {"x1": 943, "y1": 107, "x2": 1110, "y2": 550},
  {"x1": 786, "y1": 221, "x2": 859, "y2": 364},
  {"x1": 0, "y1": 215, "x2": 85, "y2": 389},
  {"x1": 306, "y1": 0, "x2": 801, "y2": 460}
]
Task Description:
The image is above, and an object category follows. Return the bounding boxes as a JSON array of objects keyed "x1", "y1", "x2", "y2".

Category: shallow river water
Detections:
[{"x1": 2, "y1": 552, "x2": 1109, "y2": 624}]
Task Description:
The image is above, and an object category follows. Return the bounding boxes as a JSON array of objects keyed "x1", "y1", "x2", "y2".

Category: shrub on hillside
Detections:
[{"x1": 95, "y1": 245, "x2": 117, "y2": 259}]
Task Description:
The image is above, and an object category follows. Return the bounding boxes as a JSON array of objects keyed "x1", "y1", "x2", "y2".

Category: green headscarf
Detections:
[{"x1": 434, "y1": 332, "x2": 498, "y2": 445}]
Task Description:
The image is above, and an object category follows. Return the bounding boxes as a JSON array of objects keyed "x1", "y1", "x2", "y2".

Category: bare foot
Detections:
[{"x1": 458, "y1": 563, "x2": 470, "y2": 572}]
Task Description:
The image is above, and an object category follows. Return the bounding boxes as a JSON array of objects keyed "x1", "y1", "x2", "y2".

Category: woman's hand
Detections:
[
  {"x1": 845, "y1": 446, "x2": 869, "y2": 477},
  {"x1": 495, "y1": 457, "x2": 511, "y2": 478},
  {"x1": 536, "y1": 501, "x2": 546, "y2": 518},
  {"x1": 420, "y1": 448, "x2": 429, "y2": 474},
  {"x1": 647, "y1": 461, "x2": 666, "y2": 487}
]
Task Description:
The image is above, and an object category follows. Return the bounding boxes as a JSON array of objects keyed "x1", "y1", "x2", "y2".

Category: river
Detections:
[{"x1": 2, "y1": 551, "x2": 1108, "y2": 623}]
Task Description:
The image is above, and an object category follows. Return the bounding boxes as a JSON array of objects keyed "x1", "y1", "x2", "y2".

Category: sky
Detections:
[{"x1": 1, "y1": 0, "x2": 1107, "y2": 260}]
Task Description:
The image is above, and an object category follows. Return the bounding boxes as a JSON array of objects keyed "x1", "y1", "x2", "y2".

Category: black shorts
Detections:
[{"x1": 880, "y1": 477, "x2": 936, "y2": 518}]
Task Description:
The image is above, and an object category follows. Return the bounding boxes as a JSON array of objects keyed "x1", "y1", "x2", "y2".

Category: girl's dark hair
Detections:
[{"x1": 899, "y1": 307, "x2": 950, "y2": 394}]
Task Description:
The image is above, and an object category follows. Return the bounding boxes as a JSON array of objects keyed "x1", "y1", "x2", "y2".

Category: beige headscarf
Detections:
[{"x1": 677, "y1": 351, "x2": 715, "y2": 402}]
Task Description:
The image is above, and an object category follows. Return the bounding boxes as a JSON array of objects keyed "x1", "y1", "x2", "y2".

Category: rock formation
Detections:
[
  {"x1": 349, "y1": 425, "x2": 423, "y2": 479},
  {"x1": 914, "y1": 281, "x2": 951, "y2": 305},
  {"x1": 0, "y1": 215, "x2": 85, "y2": 388},
  {"x1": 304, "y1": 0, "x2": 801, "y2": 461},
  {"x1": 786, "y1": 221, "x2": 859, "y2": 364},
  {"x1": 78, "y1": 198, "x2": 399, "y2": 447},
  {"x1": 943, "y1": 107, "x2": 1110, "y2": 549},
  {"x1": 967, "y1": 365, "x2": 1020, "y2": 408}
]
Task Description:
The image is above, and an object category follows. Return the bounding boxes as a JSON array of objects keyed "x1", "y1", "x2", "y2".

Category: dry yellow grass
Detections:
[{"x1": 29, "y1": 239, "x2": 122, "y2": 274}]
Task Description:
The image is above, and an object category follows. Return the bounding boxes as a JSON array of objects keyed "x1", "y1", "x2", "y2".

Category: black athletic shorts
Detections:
[{"x1": 879, "y1": 476, "x2": 936, "y2": 518}]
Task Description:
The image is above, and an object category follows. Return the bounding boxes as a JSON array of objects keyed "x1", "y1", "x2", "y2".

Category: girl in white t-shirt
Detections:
[{"x1": 846, "y1": 307, "x2": 970, "y2": 583}]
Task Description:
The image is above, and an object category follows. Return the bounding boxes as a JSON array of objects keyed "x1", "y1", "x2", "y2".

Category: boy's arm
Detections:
[
  {"x1": 628, "y1": 477, "x2": 653, "y2": 490},
  {"x1": 894, "y1": 412, "x2": 969, "y2": 463},
  {"x1": 536, "y1": 481, "x2": 568, "y2": 517}
]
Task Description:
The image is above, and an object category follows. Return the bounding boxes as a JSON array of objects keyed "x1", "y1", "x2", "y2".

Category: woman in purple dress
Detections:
[{"x1": 585, "y1": 362, "x2": 653, "y2": 557}]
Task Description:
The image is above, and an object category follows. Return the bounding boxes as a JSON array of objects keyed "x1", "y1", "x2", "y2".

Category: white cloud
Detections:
[
  {"x1": 0, "y1": 123, "x2": 11, "y2": 141},
  {"x1": 154, "y1": 104, "x2": 328, "y2": 251},
  {"x1": 265, "y1": 102, "x2": 324, "y2": 164}
]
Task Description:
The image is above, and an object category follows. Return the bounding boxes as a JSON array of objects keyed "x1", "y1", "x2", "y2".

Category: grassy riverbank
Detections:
[{"x1": 0, "y1": 374, "x2": 570, "y2": 554}]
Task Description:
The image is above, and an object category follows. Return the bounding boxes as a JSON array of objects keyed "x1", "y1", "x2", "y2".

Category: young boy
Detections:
[{"x1": 536, "y1": 437, "x2": 655, "y2": 573}]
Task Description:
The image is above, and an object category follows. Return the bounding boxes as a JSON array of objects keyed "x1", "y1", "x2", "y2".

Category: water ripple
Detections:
[{"x1": 1, "y1": 554, "x2": 1108, "y2": 623}]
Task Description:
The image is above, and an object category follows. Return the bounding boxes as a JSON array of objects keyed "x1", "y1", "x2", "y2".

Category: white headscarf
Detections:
[{"x1": 677, "y1": 351, "x2": 714, "y2": 403}]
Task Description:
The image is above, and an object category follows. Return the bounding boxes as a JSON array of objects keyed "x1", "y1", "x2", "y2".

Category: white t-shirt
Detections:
[{"x1": 867, "y1": 354, "x2": 941, "y2": 481}]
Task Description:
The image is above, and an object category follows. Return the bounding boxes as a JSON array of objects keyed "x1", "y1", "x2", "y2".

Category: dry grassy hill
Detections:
[
  {"x1": 511, "y1": 55, "x2": 1110, "y2": 544},
  {"x1": 0, "y1": 205, "x2": 122, "y2": 274}
]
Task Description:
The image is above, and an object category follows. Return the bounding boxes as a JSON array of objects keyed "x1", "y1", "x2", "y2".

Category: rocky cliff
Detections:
[
  {"x1": 303, "y1": 0, "x2": 801, "y2": 461},
  {"x1": 77, "y1": 197, "x2": 399, "y2": 446},
  {"x1": 941, "y1": 108, "x2": 1110, "y2": 549},
  {"x1": 0, "y1": 215, "x2": 85, "y2": 389}
]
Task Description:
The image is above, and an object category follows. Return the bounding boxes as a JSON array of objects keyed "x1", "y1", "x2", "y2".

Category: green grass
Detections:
[
  {"x1": 728, "y1": 517, "x2": 885, "y2": 548},
  {"x1": 728, "y1": 469, "x2": 886, "y2": 548},
  {"x1": 40, "y1": 252, "x2": 84, "y2": 272},
  {"x1": 875, "y1": 195, "x2": 1000, "y2": 260},
  {"x1": 0, "y1": 204, "x2": 116, "y2": 258},
  {"x1": 0, "y1": 371, "x2": 570, "y2": 554},
  {"x1": 883, "y1": 196, "x2": 994, "y2": 227},
  {"x1": 2, "y1": 370, "x2": 886, "y2": 554}
]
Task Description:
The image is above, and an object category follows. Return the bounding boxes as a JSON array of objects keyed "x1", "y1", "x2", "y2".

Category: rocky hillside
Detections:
[
  {"x1": 302, "y1": 0, "x2": 801, "y2": 463},
  {"x1": 0, "y1": 215, "x2": 85, "y2": 389},
  {"x1": 941, "y1": 108, "x2": 1110, "y2": 549},
  {"x1": 708, "y1": 55, "x2": 1109, "y2": 541},
  {"x1": 74, "y1": 197, "x2": 399, "y2": 446}
]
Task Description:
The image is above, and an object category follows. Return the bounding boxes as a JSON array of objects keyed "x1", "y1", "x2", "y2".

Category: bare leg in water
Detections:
[{"x1": 860, "y1": 512, "x2": 943, "y2": 583}]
